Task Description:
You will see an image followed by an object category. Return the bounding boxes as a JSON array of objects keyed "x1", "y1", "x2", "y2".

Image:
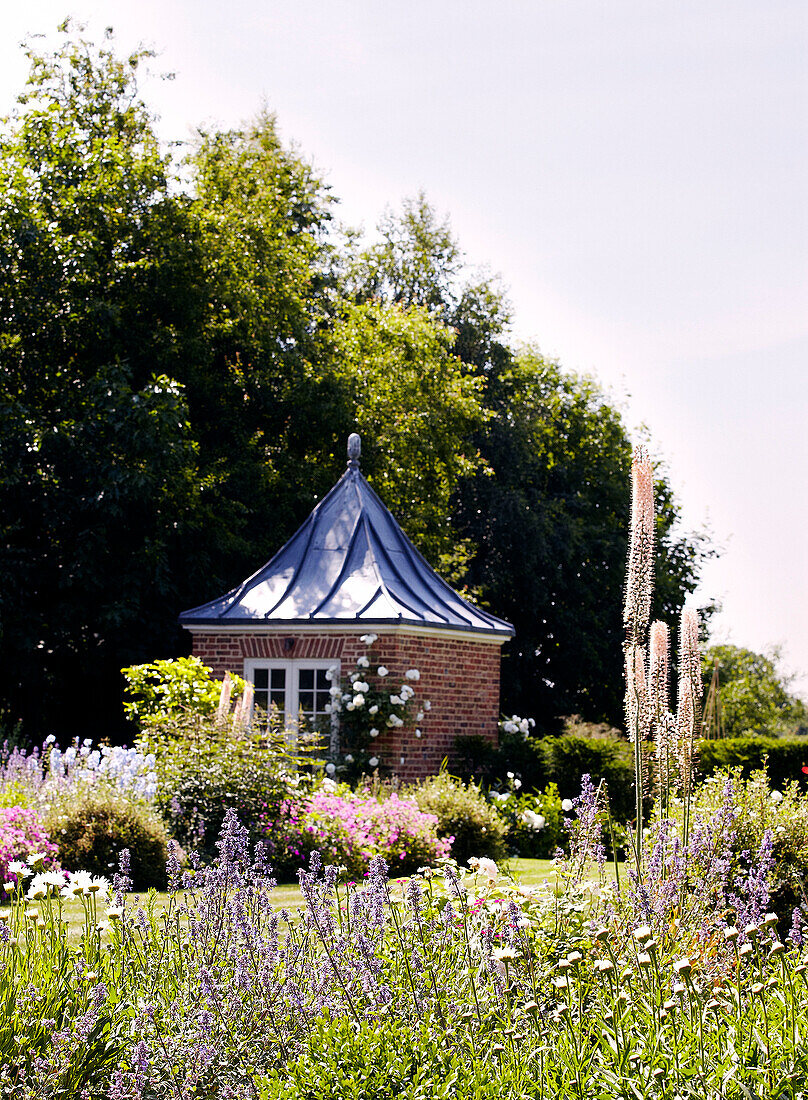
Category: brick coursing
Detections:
[{"x1": 188, "y1": 630, "x2": 503, "y2": 780}]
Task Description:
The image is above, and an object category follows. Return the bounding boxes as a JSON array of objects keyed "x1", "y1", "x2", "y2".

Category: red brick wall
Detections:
[{"x1": 188, "y1": 629, "x2": 503, "y2": 779}]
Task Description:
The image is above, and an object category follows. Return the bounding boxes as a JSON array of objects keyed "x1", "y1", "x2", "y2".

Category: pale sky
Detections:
[{"x1": 5, "y1": 2, "x2": 808, "y2": 695}]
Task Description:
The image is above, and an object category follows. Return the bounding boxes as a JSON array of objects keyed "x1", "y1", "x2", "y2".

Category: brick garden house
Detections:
[{"x1": 179, "y1": 435, "x2": 513, "y2": 779}]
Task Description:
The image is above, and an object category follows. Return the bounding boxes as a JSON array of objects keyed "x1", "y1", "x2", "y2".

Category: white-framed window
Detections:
[{"x1": 243, "y1": 658, "x2": 338, "y2": 734}]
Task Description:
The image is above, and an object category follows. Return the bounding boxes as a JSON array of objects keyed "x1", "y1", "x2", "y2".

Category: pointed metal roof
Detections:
[{"x1": 179, "y1": 434, "x2": 514, "y2": 638}]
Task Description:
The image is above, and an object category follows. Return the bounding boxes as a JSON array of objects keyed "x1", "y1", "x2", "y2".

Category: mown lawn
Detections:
[{"x1": 49, "y1": 858, "x2": 606, "y2": 943}]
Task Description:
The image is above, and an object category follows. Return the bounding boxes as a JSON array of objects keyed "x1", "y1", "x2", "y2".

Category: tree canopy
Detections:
[
  {"x1": 0, "y1": 25, "x2": 712, "y2": 738},
  {"x1": 701, "y1": 645, "x2": 807, "y2": 738}
]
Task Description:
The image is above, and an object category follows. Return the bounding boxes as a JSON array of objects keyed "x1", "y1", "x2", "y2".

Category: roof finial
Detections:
[{"x1": 347, "y1": 432, "x2": 361, "y2": 470}]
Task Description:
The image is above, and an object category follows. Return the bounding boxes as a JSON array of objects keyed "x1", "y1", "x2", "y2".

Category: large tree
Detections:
[{"x1": 348, "y1": 200, "x2": 712, "y2": 729}]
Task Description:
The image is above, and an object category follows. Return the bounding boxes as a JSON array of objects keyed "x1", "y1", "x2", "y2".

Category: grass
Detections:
[{"x1": 47, "y1": 859, "x2": 607, "y2": 944}]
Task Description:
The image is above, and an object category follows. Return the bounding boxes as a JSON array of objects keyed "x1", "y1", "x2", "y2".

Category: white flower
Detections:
[
  {"x1": 502, "y1": 721, "x2": 517, "y2": 734},
  {"x1": 356, "y1": 656, "x2": 370, "y2": 669},
  {"x1": 324, "y1": 667, "x2": 335, "y2": 681},
  {"x1": 387, "y1": 714, "x2": 404, "y2": 728},
  {"x1": 324, "y1": 703, "x2": 332, "y2": 714},
  {"x1": 389, "y1": 694, "x2": 403, "y2": 706},
  {"x1": 522, "y1": 810, "x2": 546, "y2": 831},
  {"x1": 352, "y1": 695, "x2": 365, "y2": 708},
  {"x1": 26, "y1": 852, "x2": 47, "y2": 870},
  {"x1": 415, "y1": 728, "x2": 423, "y2": 738},
  {"x1": 44, "y1": 734, "x2": 56, "y2": 745},
  {"x1": 105, "y1": 906, "x2": 123, "y2": 921},
  {"x1": 405, "y1": 669, "x2": 420, "y2": 681},
  {"x1": 377, "y1": 666, "x2": 389, "y2": 678},
  {"x1": 369, "y1": 728, "x2": 379, "y2": 738},
  {"x1": 8, "y1": 862, "x2": 31, "y2": 879},
  {"x1": 423, "y1": 701, "x2": 431, "y2": 711},
  {"x1": 476, "y1": 857, "x2": 498, "y2": 882},
  {"x1": 561, "y1": 798, "x2": 574, "y2": 812},
  {"x1": 321, "y1": 777, "x2": 337, "y2": 792},
  {"x1": 344, "y1": 754, "x2": 354, "y2": 764},
  {"x1": 346, "y1": 702, "x2": 355, "y2": 711},
  {"x1": 368, "y1": 757, "x2": 379, "y2": 768},
  {"x1": 770, "y1": 790, "x2": 783, "y2": 803},
  {"x1": 66, "y1": 870, "x2": 94, "y2": 896},
  {"x1": 368, "y1": 705, "x2": 379, "y2": 715},
  {"x1": 416, "y1": 710, "x2": 424, "y2": 722},
  {"x1": 329, "y1": 686, "x2": 341, "y2": 698},
  {"x1": 325, "y1": 763, "x2": 336, "y2": 775},
  {"x1": 88, "y1": 877, "x2": 109, "y2": 898},
  {"x1": 507, "y1": 771, "x2": 514, "y2": 780},
  {"x1": 352, "y1": 680, "x2": 369, "y2": 693},
  {"x1": 360, "y1": 634, "x2": 378, "y2": 646},
  {"x1": 399, "y1": 684, "x2": 415, "y2": 701}
]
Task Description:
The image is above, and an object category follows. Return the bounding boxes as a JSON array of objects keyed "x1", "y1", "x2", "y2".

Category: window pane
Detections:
[
  {"x1": 299, "y1": 669, "x2": 314, "y2": 690},
  {"x1": 254, "y1": 668, "x2": 268, "y2": 689},
  {"x1": 271, "y1": 669, "x2": 286, "y2": 690}
]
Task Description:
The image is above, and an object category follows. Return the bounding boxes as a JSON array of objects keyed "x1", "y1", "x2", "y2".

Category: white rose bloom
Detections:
[
  {"x1": 476, "y1": 857, "x2": 498, "y2": 883},
  {"x1": 405, "y1": 669, "x2": 420, "y2": 681},
  {"x1": 356, "y1": 656, "x2": 370, "y2": 669},
  {"x1": 561, "y1": 798, "x2": 574, "y2": 812},
  {"x1": 416, "y1": 710, "x2": 424, "y2": 722},
  {"x1": 377, "y1": 666, "x2": 389, "y2": 677},
  {"x1": 324, "y1": 668, "x2": 335, "y2": 682},
  {"x1": 369, "y1": 705, "x2": 379, "y2": 715},
  {"x1": 415, "y1": 728, "x2": 423, "y2": 738},
  {"x1": 324, "y1": 703, "x2": 332, "y2": 714},
  {"x1": 325, "y1": 763, "x2": 336, "y2": 775},
  {"x1": 387, "y1": 715, "x2": 404, "y2": 728},
  {"x1": 360, "y1": 634, "x2": 378, "y2": 646},
  {"x1": 423, "y1": 701, "x2": 431, "y2": 711},
  {"x1": 368, "y1": 757, "x2": 379, "y2": 768},
  {"x1": 514, "y1": 778, "x2": 522, "y2": 790},
  {"x1": 507, "y1": 771, "x2": 514, "y2": 780},
  {"x1": 352, "y1": 695, "x2": 365, "y2": 708},
  {"x1": 346, "y1": 702, "x2": 355, "y2": 711},
  {"x1": 329, "y1": 686, "x2": 341, "y2": 697},
  {"x1": 502, "y1": 722, "x2": 517, "y2": 734},
  {"x1": 344, "y1": 754, "x2": 354, "y2": 764},
  {"x1": 770, "y1": 790, "x2": 783, "y2": 803},
  {"x1": 369, "y1": 728, "x2": 379, "y2": 738},
  {"x1": 389, "y1": 695, "x2": 403, "y2": 706}
]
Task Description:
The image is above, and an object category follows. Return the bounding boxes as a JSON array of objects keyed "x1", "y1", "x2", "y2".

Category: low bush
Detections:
[
  {"x1": 488, "y1": 783, "x2": 565, "y2": 858},
  {"x1": 0, "y1": 806, "x2": 57, "y2": 882},
  {"x1": 410, "y1": 771, "x2": 508, "y2": 863},
  {"x1": 43, "y1": 787, "x2": 171, "y2": 890}
]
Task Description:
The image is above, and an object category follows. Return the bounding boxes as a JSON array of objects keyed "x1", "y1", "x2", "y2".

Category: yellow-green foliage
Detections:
[
  {"x1": 122, "y1": 657, "x2": 247, "y2": 727},
  {"x1": 410, "y1": 771, "x2": 508, "y2": 863}
]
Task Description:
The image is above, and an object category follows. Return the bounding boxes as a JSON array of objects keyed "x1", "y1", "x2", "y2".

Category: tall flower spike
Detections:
[
  {"x1": 679, "y1": 607, "x2": 702, "y2": 736},
  {"x1": 217, "y1": 671, "x2": 233, "y2": 722},
  {"x1": 623, "y1": 448, "x2": 655, "y2": 648},
  {"x1": 648, "y1": 621, "x2": 670, "y2": 721},
  {"x1": 625, "y1": 645, "x2": 650, "y2": 745}
]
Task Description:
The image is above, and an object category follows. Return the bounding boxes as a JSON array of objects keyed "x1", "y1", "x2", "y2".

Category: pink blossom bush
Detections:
[
  {"x1": 261, "y1": 788, "x2": 451, "y2": 879},
  {"x1": 0, "y1": 806, "x2": 58, "y2": 882}
]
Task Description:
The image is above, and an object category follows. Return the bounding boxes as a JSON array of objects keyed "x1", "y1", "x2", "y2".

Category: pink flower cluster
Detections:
[
  {"x1": 0, "y1": 807, "x2": 58, "y2": 882},
  {"x1": 262, "y1": 790, "x2": 451, "y2": 878}
]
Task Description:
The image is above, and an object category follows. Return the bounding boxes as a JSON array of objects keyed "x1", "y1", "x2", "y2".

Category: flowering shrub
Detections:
[
  {"x1": 0, "y1": 807, "x2": 57, "y2": 883},
  {"x1": 48, "y1": 738, "x2": 158, "y2": 801},
  {"x1": 261, "y1": 786, "x2": 451, "y2": 878}
]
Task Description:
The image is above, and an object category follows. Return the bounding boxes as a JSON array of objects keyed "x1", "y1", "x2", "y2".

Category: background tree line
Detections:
[{"x1": 0, "y1": 25, "x2": 711, "y2": 739}]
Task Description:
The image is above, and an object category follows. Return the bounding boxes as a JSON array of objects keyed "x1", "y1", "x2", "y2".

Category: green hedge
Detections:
[
  {"x1": 697, "y1": 736, "x2": 808, "y2": 790},
  {"x1": 457, "y1": 732, "x2": 808, "y2": 825},
  {"x1": 456, "y1": 734, "x2": 636, "y2": 821}
]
